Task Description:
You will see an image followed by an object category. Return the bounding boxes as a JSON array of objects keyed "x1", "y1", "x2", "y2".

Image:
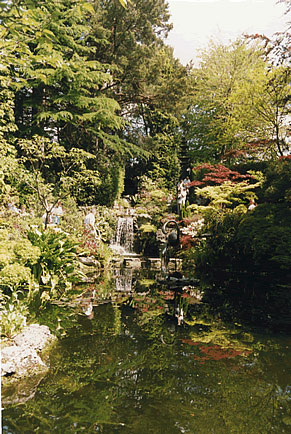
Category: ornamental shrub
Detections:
[
  {"x1": 261, "y1": 158, "x2": 291, "y2": 204},
  {"x1": 0, "y1": 228, "x2": 39, "y2": 290},
  {"x1": 13, "y1": 239, "x2": 41, "y2": 266},
  {"x1": 27, "y1": 229, "x2": 79, "y2": 292},
  {"x1": 0, "y1": 264, "x2": 32, "y2": 289}
]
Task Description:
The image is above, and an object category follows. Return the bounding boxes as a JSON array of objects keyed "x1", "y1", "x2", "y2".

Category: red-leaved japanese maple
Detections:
[{"x1": 190, "y1": 163, "x2": 254, "y2": 188}]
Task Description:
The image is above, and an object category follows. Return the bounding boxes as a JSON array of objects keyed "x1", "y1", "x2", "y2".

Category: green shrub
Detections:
[
  {"x1": 189, "y1": 203, "x2": 291, "y2": 326},
  {"x1": 27, "y1": 229, "x2": 79, "y2": 293},
  {"x1": 14, "y1": 239, "x2": 41, "y2": 266},
  {"x1": 139, "y1": 223, "x2": 159, "y2": 257},
  {"x1": 237, "y1": 203, "x2": 291, "y2": 270},
  {"x1": 262, "y1": 158, "x2": 290, "y2": 204},
  {"x1": 0, "y1": 291, "x2": 28, "y2": 339},
  {"x1": 0, "y1": 264, "x2": 32, "y2": 289},
  {"x1": 0, "y1": 250, "x2": 14, "y2": 268}
]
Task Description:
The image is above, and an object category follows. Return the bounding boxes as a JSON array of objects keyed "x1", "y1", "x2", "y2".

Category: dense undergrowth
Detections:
[{"x1": 180, "y1": 158, "x2": 291, "y2": 329}]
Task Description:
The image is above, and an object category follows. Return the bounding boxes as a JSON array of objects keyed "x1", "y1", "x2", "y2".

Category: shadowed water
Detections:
[{"x1": 2, "y1": 270, "x2": 291, "y2": 434}]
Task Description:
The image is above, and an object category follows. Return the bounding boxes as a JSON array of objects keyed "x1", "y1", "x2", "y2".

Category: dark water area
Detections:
[{"x1": 2, "y1": 268, "x2": 291, "y2": 434}]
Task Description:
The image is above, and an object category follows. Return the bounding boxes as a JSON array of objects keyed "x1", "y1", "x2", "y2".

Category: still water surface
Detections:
[{"x1": 3, "y1": 269, "x2": 291, "y2": 433}]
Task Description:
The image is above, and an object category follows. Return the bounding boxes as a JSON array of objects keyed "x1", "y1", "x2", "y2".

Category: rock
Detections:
[
  {"x1": 1, "y1": 324, "x2": 57, "y2": 380},
  {"x1": 123, "y1": 258, "x2": 142, "y2": 268},
  {"x1": 78, "y1": 256, "x2": 101, "y2": 267},
  {"x1": 1, "y1": 345, "x2": 48, "y2": 378},
  {"x1": 2, "y1": 372, "x2": 46, "y2": 406},
  {"x1": 146, "y1": 258, "x2": 161, "y2": 269},
  {"x1": 14, "y1": 324, "x2": 56, "y2": 352}
]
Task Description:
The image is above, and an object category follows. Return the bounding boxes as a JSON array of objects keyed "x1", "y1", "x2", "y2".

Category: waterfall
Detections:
[{"x1": 111, "y1": 217, "x2": 134, "y2": 254}]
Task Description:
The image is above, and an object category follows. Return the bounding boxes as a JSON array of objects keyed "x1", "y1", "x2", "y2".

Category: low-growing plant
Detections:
[
  {"x1": 0, "y1": 264, "x2": 32, "y2": 290},
  {"x1": 0, "y1": 291, "x2": 28, "y2": 339},
  {"x1": 0, "y1": 228, "x2": 40, "y2": 292},
  {"x1": 78, "y1": 228, "x2": 113, "y2": 267},
  {"x1": 27, "y1": 228, "x2": 79, "y2": 294}
]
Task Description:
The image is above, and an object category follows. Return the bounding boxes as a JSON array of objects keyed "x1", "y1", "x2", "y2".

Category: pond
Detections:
[{"x1": 2, "y1": 268, "x2": 291, "y2": 433}]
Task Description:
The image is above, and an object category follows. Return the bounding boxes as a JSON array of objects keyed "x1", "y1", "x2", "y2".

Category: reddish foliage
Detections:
[
  {"x1": 163, "y1": 290, "x2": 175, "y2": 300},
  {"x1": 192, "y1": 163, "x2": 254, "y2": 187},
  {"x1": 181, "y1": 339, "x2": 200, "y2": 346},
  {"x1": 222, "y1": 149, "x2": 246, "y2": 160},
  {"x1": 180, "y1": 234, "x2": 198, "y2": 249},
  {"x1": 182, "y1": 339, "x2": 251, "y2": 363},
  {"x1": 80, "y1": 228, "x2": 99, "y2": 255},
  {"x1": 189, "y1": 180, "x2": 204, "y2": 187},
  {"x1": 279, "y1": 155, "x2": 291, "y2": 160}
]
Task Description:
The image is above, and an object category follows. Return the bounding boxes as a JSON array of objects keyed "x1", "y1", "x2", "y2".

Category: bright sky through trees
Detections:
[{"x1": 167, "y1": 0, "x2": 289, "y2": 64}]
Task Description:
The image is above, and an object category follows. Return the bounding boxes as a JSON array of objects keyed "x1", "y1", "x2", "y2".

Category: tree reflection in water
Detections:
[{"x1": 3, "y1": 268, "x2": 291, "y2": 434}]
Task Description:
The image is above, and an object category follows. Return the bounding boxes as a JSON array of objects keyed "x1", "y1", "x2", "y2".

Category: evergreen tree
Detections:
[
  {"x1": 1, "y1": 0, "x2": 122, "y2": 148},
  {"x1": 0, "y1": 0, "x2": 143, "y2": 204}
]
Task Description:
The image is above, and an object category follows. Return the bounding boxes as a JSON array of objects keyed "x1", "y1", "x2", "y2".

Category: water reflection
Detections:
[
  {"x1": 114, "y1": 268, "x2": 134, "y2": 292},
  {"x1": 3, "y1": 268, "x2": 291, "y2": 434}
]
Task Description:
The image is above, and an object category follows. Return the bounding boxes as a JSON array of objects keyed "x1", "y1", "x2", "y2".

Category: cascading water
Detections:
[{"x1": 110, "y1": 216, "x2": 134, "y2": 255}]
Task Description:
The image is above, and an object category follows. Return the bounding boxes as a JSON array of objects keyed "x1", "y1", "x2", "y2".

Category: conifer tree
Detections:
[{"x1": 1, "y1": 0, "x2": 123, "y2": 150}]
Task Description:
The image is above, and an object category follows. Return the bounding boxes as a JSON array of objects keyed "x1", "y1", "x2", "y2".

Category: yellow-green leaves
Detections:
[{"x1": 118, "y1": 0, "x2": 128, "y2": 8}]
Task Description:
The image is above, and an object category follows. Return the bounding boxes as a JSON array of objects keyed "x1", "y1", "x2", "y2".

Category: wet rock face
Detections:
[{"x1": 1, "y1": 324, "x2": 57, "y2": 379}]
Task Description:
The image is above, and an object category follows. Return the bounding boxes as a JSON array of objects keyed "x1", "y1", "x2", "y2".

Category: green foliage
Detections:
[
  {"x1": 0, "y1": 141, "x2": 19, "y2": 204},
  {"x1": 237, "y1": 203, "x2": 291, "y2": 270},
  {"x1": 0, "y1": 0, "x2": 148, "y2": 206},
  {"x1": 230, "y1": 65, "x2": 291, "y2": 157},
  {"x1": 1, "y1": 0, "x2": 123, "y2": 142},
  {"x1": 27, "y1": 228, "x2": 79, "y2": 294},
  {"x1": 94, "y1": 206, "x2": 117, "y2": 242},
  {"x1": 262, "y1": 157, "x2": 291, "y2": 203},
  {"x1": 138, "y1": 223, "x2": 159, "y2": 257},
  {"x1": 182, "y1": 157, "x2": 290, "y2": 326},
  {"x1": 0, "y1": 228, "x2": 40, "y2": 290},
  {"x1": 127, "y1": 110, "x2": 181, "y2": 191},
  {"x1": 180, "y1": 40, "x2": 264, "y2": 162},
  {"x1": 179, "y1": 38, "x2": 290, "y2": 163},
  {"x1": 18, "y1": 135, "x2": 99, "y2": 214},
  {"x1": 187, "y1": 168, "x2": 264, "y2": 220},
  {"x1": 194, "y1": 179, "x2": 261, "y2": 211},
  {"x1": 139, "y1": 223, "x2": 157, "y2": 234},
  {"x1": 93, "y1": 2, "x2": 188, "y2": 192},
  {"x1": 147, "y1": 133, "x2": 180, "y2": 190},
  {"x1": 0, "y1": 264, "x2": 32, "y2": 289},
  {"x1": 95, "y1": 0, "x2": 174, "y2": 117},
  {"x1": 186, "y1": 203, "x2": 291, "y2": 326},
  {"x1": 112, "y1": 165, "x2": 125, "y2": 201},
  {"x1": 0, "y1": 291, "x2": 28, "y2": 338},
  {"x1": 135, "y1": 176, "x2": 171, "y2": 225},
  {"x1": 14, "y1": 239, "x2": 41, "y2": 266}
]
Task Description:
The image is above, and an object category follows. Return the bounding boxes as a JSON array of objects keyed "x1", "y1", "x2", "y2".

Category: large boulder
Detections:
[
  {"x1": 1, "y1": 345, "x2": 47, "y2": 378},
  {"x1": 1, "y1": 324, "x2": 57, "y2": 379},
  {"x1": 14, "y1": 324, "x2": 56, "y2": 352}
]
